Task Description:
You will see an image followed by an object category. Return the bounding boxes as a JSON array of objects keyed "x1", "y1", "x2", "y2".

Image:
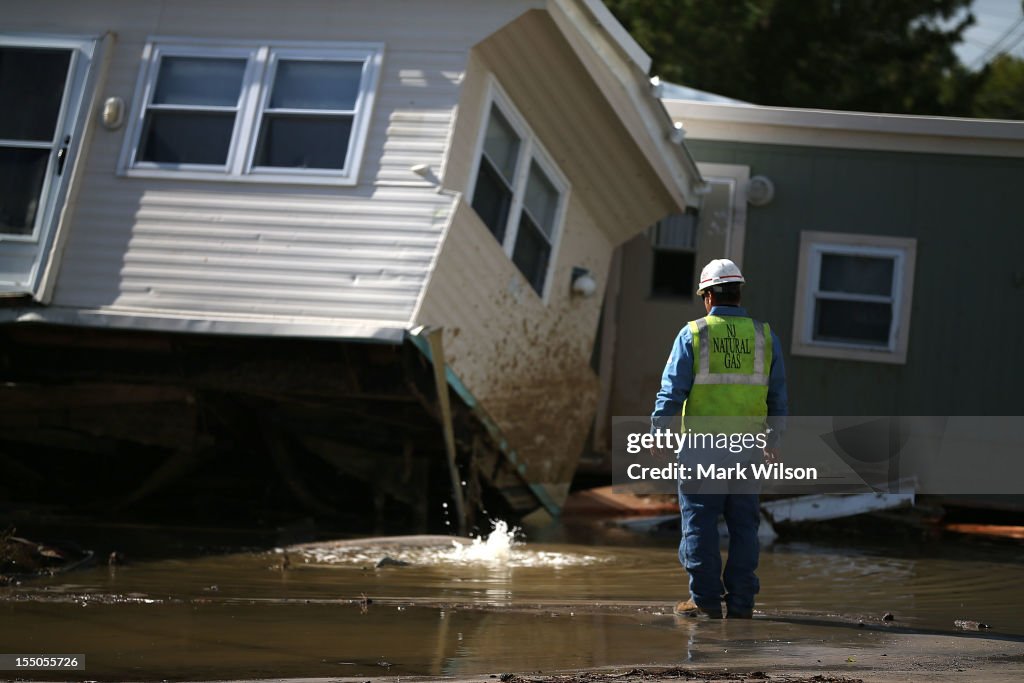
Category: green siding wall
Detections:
[{"x1": 685, "y1": 140, "x2": 1024, "y2": 415}]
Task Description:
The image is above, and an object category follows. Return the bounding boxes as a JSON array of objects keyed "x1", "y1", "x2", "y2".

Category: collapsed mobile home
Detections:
[{"x1": 0, "y1": 1, "x2": 702, "y2": 527}]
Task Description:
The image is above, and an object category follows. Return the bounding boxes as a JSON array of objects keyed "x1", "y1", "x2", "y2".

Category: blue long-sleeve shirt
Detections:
[{"x1": 652, "y1": 305, "x2": 788, "y2": 444}]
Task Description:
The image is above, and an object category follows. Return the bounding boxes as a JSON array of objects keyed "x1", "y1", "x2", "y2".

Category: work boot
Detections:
[{"x1": 674, "y1": 598, "x2": 723, "y2": 619}]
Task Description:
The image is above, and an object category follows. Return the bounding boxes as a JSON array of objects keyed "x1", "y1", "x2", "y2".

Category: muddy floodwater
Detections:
[{"x1": 2, "y1": 519, "x2": 1023, "y2": 680}]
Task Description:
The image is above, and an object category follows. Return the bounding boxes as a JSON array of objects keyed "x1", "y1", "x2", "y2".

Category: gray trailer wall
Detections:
[{"x1": 667, "y1": 140, "x2": 1024, "y2": 416}]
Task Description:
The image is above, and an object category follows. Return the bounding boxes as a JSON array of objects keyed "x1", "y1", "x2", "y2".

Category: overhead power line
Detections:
[
  {"x1": 970, "y1": 14, "x2": 1024, "y2": 68},
  {"x1": 1001, "y1": 27, "x2": 1024, "y2": 55}
]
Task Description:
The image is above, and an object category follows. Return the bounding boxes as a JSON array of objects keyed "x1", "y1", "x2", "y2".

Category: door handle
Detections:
[{"x1": 56, "y1": 135, "x2": 71, "y2": 175}]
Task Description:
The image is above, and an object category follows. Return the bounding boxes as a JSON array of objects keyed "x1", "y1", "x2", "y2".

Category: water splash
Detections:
[
  {"x1": 293, "y1": 520, "x2": 604, "y2": 568},
  {"x1": 443, "y1": 520, "x2": 517, "y2": 564}
]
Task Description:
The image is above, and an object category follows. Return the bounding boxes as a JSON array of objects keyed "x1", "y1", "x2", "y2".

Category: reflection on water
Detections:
[{"x1": 2, "y1": 519, "x2": 1023, "y2": 680}]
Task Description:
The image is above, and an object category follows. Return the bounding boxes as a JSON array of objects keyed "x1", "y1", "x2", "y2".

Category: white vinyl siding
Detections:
[
  {"x1": 32, "y1": 5, "x2": 469, "y2": 329},
  {"x1": 120, "y1": 39, "x2": 383, "y2": 186},
  {"x1": 53, "y1": 187, "x2": 453, "y2": 326}
]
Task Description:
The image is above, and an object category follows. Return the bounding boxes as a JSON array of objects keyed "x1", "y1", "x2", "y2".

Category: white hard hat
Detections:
[{"x1": 697, "y1": 258, "x2": 745, "y2": 294}]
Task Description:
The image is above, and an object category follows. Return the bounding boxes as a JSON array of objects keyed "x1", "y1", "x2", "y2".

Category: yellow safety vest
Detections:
[{"x1": 683, "y1": 315, "x2": 772, "y2": 426}]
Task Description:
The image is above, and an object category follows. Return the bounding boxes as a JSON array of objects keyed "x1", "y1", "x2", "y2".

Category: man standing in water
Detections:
[{"x1": 652, "y1": 259, "x2": 788, "y2": 619}]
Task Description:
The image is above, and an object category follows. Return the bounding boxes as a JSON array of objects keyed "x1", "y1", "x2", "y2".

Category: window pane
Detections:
[
  {"x1": 814, "y1": 299, "x2": 892, "y2": 346},
  {"x1": 819, "y1": 253, "x2": 894, "y2": 296},
  {"x1": 512, "y1": 213, "x2": 551, "y2": 295},
  {"x1": 471, "y1": 157, "x2": 512, "y2": 242},
  {"x1": 651, "y1": 250, "x2": 696, "y2": 298},
  {"x1": 152, "y1": 56, "x2": 246, "y2": 107},
  {"x1": 138, "y1": 110, "x2": 235, "y2": 164},
  {"x1": 652, "y1": 210, "x2": 698, "y2": 250},
  {"x1": 0, "y1": 147, "x2": 49, "y2": 234},
  {"x1": 253, "y1": 114, "x2": 352, "y2": 169},
  {"x1": 522, "y1": 161, "x2": 559, "y2": 238},
  {"x1": 482, "y1": 106, "x2": 520, "y2": 184},
  {"x1": 270, "y1": 60, "x2": 363, "y2": 110},
  {"x1": 0, "y1": 46, "x2": 71, "y2": 141}
]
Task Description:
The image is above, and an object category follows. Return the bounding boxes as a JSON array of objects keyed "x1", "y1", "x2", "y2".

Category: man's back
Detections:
[{"x1": 651, "y1": 259, "x2": 788, "y2": 620}]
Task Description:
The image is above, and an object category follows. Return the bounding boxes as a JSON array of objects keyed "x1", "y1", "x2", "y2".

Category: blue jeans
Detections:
[{"x1": 678, "y1": 489, "x2": 761, "y2": 612}]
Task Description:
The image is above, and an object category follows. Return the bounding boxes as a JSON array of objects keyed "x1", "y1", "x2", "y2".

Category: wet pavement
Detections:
[{"x1": 1, "y1": 518, "x2": 1023, "y2": 680}]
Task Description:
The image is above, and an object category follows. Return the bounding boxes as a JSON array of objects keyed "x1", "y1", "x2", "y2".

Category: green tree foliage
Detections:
[
  {"x1": 605, "y1": 0, "x2": 982, "y2": 116},
  {"x1": 971, "y1": 53, "x2": 1024, "y2": 119}
]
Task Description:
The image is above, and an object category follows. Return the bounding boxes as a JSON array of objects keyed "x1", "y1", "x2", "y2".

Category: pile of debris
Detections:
[{"x1": 0, "y1": 526, "x2": 94, "y2": 585}]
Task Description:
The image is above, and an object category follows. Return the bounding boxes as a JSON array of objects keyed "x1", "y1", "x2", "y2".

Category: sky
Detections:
[{"x1": 955, "y1": 0, "x2": 1024, "y2": 68}]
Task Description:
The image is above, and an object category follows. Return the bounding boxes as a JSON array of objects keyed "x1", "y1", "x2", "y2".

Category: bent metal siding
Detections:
[
  {"x1": 53, "y1": 184, "x2": 454, "y2": 326},
  {"x1": 2, "y1": 0, "x2": 534, "y2": 331}
]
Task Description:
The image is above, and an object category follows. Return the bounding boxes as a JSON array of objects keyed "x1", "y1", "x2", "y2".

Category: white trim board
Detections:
[
  {"x1": 547, "y1": 0, "x2": 703, "y2": 209},
  {"x1": 569, "y1": 0, "x2": 651, "y2": 74},
  {"x1": 664, "y1": 99, "x2": 1024, "y2": 158},
  {"x1": 0, "y1": 305, "x2": 407, "y2": 342}
]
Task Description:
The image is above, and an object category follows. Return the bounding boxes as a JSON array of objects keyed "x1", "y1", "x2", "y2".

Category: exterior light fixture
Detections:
[
  {"x1": 101, "y1": 96, "x2": 124, "y2": 129},
  {"x1": 571, "y1": 267, "x2": 597, "y2": 298}
]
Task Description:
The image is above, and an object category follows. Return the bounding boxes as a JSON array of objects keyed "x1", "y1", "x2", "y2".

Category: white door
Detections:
[{"x1": 0, "y1": 35, "x2": 97, "y2": 297}]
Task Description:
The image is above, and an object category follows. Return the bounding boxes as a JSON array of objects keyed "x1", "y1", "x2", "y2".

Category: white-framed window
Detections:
[
  {"x1": 467, "y1": 82, "x2": 568, "y2": 299},
  {"x1": 791, "y1": 231, "x2": 917, "y2": 364},
  {"x1": 119, "y1": 39, "x2": 383, "y2": 185}
]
